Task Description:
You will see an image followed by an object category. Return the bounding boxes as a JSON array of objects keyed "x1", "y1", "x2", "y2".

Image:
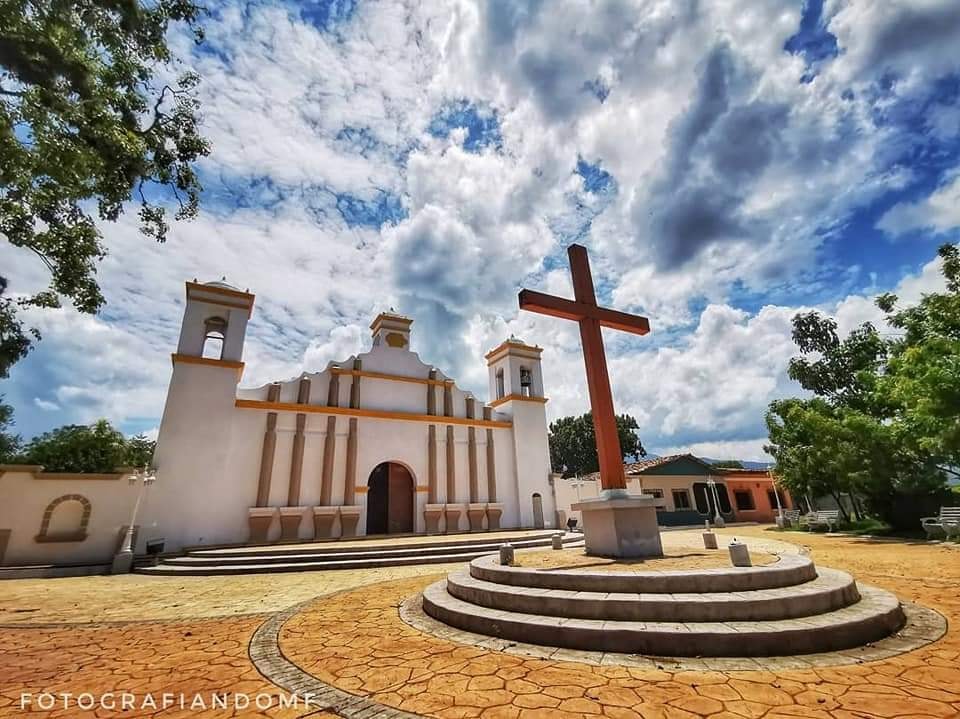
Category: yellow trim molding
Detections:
[
  {"x1": 354, "y1": 486, "x2": 369, "y2": 494},
  {"x1": 488, "y1": 393, "x2": 549, "y2": 409},
  {"x1": 484, "y1": 339, "x2": 543, "y2": 364},
  {"x1": 330, "y1": 368, "x2": 447, "y2": 387},
  {"x1": 172, "y1": 353, "x2": 245, "y2": 379},
  {"x1": 415, "y1": 485, "x2": 430, "y2": 492},
  {"x1": 235, "y1": 399, "x2": 512, "y2": 429},
  {"x1": 185, "y1": 281, "x2": 256, "y2": 316},
  {"x1": 370, "y1": 312, "x2": 413, "y2": 331},
  {"x1": 35, "y1": 473, "x2": 127, "y2": 481}
]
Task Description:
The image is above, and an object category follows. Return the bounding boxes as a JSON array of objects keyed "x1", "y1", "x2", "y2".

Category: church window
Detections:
[
  {"x1": 672, "y1": 489, "x2": 691, "y2": 510},
  {"x1": 495, "y1": 368, "x2": 505, "y2": 399},
  {"x1": 519, "y1": 367, "x2": 532, "y2": 396},
  {"x1": 202, "y1": 316, "x2": 227, "y2": 359}
]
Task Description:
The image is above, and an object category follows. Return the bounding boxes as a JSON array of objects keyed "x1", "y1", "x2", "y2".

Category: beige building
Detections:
[{"x1": 555, "y1": 454, "x2": 736, "y2": 528}]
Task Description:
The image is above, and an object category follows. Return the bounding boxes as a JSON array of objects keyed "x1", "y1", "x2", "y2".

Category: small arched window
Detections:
[
  {"x1": 495, "y1": 368, "x2": 505, "y2": 399},
  {"x1": 202, "y1": 316, "x2": 227, "y2": 359}
]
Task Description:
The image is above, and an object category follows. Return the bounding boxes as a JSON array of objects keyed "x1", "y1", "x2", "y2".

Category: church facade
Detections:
[{"x1": 150, "y1": 280, "x2": 559, "y2": 551}]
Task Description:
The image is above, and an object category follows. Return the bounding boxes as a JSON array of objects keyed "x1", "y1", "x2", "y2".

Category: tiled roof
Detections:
[
  {"x1": 576, "y1": 454, "x2": 776, "y2": 483},
  {"x1": 579, "y1": 453, "x2": 709, "y2": 482}
]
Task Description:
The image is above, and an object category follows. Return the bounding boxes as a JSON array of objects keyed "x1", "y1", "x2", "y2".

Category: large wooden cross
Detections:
[{"x1": 519, "y1": 244, "x2": 650, "y2": 491}]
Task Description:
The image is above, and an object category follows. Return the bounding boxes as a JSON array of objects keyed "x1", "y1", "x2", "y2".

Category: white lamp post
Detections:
[
  {"x1": 111, "y1": 466, "x2": 156, "y2": 574},
  {"x1": 706, "y1": 476, "x2": 725, "y2": 527},
  {"x1": 770, "y1": 469, "x2": 785, "y2": 527}
]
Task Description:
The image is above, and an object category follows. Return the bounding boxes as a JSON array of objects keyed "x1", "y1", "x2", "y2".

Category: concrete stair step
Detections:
[
  {"x1": 137, "y1": 537, "x2": 585, "y2": 576},
  {"x1": 138, "y1": 549, "x2": 510, "y2": 575},
  {"x1": 445, "y1": 567, "x2": 860, "y2": 622},
  {"x1": 164, "y1": 535, "x2": 581, "y2": 566},
  {"x1": 186, "y1": 531, "x2": 573, "y2": 559},
  {"x1": 421, "y1": 579, "x2": 905, "y2": 657}
]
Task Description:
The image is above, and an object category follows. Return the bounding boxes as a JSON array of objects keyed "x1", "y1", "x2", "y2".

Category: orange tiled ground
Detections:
[
  {"x1": 279, "y1": 527, "x2": 960, "y2": 719},
  {"x1": 0, "y1": 527, "x2": 957, "y2": 719}
]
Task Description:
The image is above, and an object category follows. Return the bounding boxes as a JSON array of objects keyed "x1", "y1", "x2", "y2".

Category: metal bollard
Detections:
[
  {"x1": 499, "y1": 542, "x2": 515, "y2": 565},
  {"x1": 728, "y1": 539, "x2": 751, "y2": 567},
  {"x1": 551, "y1": 533, "x2": 564, "y2": 550}
]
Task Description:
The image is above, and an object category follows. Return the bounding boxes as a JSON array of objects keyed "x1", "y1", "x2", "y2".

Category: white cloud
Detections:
[
  {"x1": 659, "y1": 438, "x2": 772, "y2": 463},
  {"x1": 4, "y1": 0, "x2": 958, "y2": 462},
  {"x1": 876, "y1": 171, "x2": 960, "y2": 238}
]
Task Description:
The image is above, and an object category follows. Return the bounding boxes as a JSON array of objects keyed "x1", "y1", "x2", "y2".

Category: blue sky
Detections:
[{"x1": 3, "y1": 0, "x2": 959, "y2": 460}]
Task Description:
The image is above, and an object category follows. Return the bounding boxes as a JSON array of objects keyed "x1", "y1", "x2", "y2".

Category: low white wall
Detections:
[{"x1": 0, "y1": 468, "x2": 141, "y2": 566}]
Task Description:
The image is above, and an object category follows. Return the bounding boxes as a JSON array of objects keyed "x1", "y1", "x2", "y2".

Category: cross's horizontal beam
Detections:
[{"x1": 518, "y1": 289, "x2": 650, "y2": 336}]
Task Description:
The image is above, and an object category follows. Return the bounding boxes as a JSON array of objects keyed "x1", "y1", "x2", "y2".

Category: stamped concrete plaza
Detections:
[{"x1": 1, "y1": 526, "x2": 958, "y2": 719}]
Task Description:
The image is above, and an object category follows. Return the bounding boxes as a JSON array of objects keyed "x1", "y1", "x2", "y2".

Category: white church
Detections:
[
  {"x1": 0, "y1": 279, "x2": 562, "y2": 568},
  {"x1": 150, "y1": 279, "x2": 559, "y2": 550}
]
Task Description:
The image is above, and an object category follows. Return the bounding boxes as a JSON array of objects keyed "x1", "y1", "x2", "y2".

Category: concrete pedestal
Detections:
[
  {"x1": 111, "y1": 550, "x2": 134, "y2": 574},
  {"x1": 444, "y1": 504, "x2": 465, "y2": 534},
  {"x1": 312, "y1": 506, "x2": 339, "y2": 538},
  {"x1": 279, "y1": 507, "x2": 307, "y2": 541},
  {"x1": 485, "y1": 503, "x2": 503, "y2": 531},
  {"x1": 424, "y1": 504, "x2": 444, "y2": 534},
  {"x1": 248, "y1": 507, "x2": 278, "y2": 544},
  {"x1": 339, "y1": 506, "x2": 361, "y2": 537},
  {"x1": 571, "y1": 494, "x2": 663, "y2": 558},
  {"x1": 467, "y1": 504, "x2": 487, "y2": 532}
]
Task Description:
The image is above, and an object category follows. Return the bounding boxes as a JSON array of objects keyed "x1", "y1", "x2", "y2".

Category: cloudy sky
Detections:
[{"x1": 3, "y1": 0, "x2": 960, "y2": 460}]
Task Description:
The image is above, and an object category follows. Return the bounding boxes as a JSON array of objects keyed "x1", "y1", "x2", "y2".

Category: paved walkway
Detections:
[{"x1": 0, "y1": 527, "x2": 957, "y2": 718}]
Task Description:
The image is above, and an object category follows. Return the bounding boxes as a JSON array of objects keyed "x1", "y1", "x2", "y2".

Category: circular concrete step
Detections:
[
  {"x1": 421, "y1": 578, "x2": 905, "y2": 657},
  {"x1": 445, "y1": 566, "x2": 859, "y2": 622},
  {"x1": 469, "y1": 552, "x2": 817, "y2": 593}
]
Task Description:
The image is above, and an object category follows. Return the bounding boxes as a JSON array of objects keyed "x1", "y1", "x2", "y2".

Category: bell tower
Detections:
[
  {"x1": 151, "y1": 279, "x2": 255, "y2": 549},
  {"x1": 485, "y1": 337, "x2": 556, "y2": 528}
]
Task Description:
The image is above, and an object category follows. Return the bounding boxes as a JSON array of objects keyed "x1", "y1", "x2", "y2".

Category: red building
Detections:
[{"x1": 720, "y1": 468, "x2": 793, "y2": 523}]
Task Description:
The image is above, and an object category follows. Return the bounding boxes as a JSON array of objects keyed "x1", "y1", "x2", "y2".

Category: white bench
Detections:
[
  {"x1": 804, "y1": 510, "x2": 840, "y2": 532},
  {"x1": 782, "y1": 509, "x2": 801, "y2": 527},
  {"x1": 921, "y1": 507, "x2": 960, "y2": 540}
]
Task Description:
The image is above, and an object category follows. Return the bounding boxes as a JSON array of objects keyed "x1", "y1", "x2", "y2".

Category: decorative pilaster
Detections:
[
  {"x1": 345, "y1": 418, "x2": 358, "y2": 506},
  {"x1": 467, "y1": 398, "x2": 479, "y2": 503},
  {"x1": 286, "y1": 377, "x2": 311, "y2": 507},
  {"x1": 427, "y1": 424, "x2": 438, "y2": 503},
  {"x1": 445, "y1": 424, "x2": 456, "y2": 504},
  {"x1": 320, "y1": 371, "x2": 340, "y2": 506},
  {"x1": 484, "y1": 406, "x2": 497, "y2": 502},
  {"x1": 343, "y1": 359, "x2": 361, "y2": 509},
  {"x1": 484, "y1": 406, "x2": 502, "y2": 530},
  {"x1": 255, "y1": 383, "x2": 281, "y2": 507}
]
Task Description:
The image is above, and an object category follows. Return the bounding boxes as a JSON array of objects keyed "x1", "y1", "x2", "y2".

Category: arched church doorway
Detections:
[
  {"x1": 366, "y1": 462, "x2": 414, "y2": 535},
  {"x1": 532, "y1": 493, "x2": 544, "y2": 529}
]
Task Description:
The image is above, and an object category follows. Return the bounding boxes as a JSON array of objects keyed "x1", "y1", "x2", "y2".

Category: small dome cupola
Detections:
[{"x1": 371, "y1": 310, "x2": 413, "y2": 349}]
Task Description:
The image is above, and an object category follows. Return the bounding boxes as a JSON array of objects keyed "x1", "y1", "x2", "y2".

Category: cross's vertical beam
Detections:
[{"x1": 568, "y1": 246, "x2": 627, "y2": 491}]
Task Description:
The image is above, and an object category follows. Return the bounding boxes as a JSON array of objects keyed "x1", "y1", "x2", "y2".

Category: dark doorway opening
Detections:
[{"x1": 366, "y1": 462, "x2": 415, "y2": 534}]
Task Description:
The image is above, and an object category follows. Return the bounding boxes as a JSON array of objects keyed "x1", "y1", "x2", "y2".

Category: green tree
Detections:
[
  {"x1": 0, "y1": 0, "x2": 210, "y2": 376},
  {"x1": 20, "y1": 419, "x2": 128, "y2": 472},
  {"x1": 548, "y1": 412, "x2": 646, "y2": 478},
  {"x1": 766, "y1": 244, "x2": 959, "y2": 527},
  {"x1": 710, "y1": 460, "x2": 744, "y2": 469},
  {"x1": 0, "y1": 395, "x2": 20, "y2": 461},
  {"x1": 124, "y1": 432, "x2": 155, "y2": 468},
  {"x1": 877, "y1": 244, "x2": 960, "y2": 478}
]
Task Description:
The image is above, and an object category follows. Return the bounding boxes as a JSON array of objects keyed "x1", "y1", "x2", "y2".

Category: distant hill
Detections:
[
  {"x1": 623, "y1": 453, "x2": 773, "y2": 471},
  {"x1": 702, "y1": 457, "x2": 773, "y2": 470}
]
